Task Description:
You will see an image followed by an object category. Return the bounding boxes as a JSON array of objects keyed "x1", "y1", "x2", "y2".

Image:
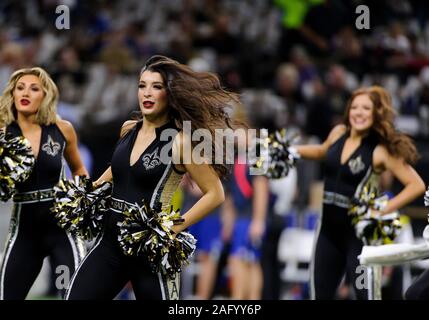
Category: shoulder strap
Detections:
[
  {"x1": 120, "y1": 120, "x2": 141, "y2": 139},
  {"x1": 6, "y1": 121, "x2": 21, "y2": 137}
]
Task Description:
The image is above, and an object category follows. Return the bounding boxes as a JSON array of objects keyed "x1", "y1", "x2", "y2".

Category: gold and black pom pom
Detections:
[
  {"x1": 349, "y1": 177, "x2": 401, "y2": 245},
  {"x1": 51, "y1": 176, "x2": 112, "y2": 240},
  {"x1": 250, "y1": 129, "x2": 300, "y2": 179},
  {"x1": 0, "y1": 131, "x2": 35, "y2": 201},
  {"x1": 353, "y1": 212, "x2": 402, "y2": 246},
  {"x1": 117, "y1": 200, "x2": 197, "y2": 275}
]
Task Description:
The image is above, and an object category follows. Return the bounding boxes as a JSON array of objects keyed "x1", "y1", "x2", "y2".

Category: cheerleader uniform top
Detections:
[
  {"x1": 110, "y1": 120, "x2": 185, "y2": 212},
  {"x1": 322, "y1": 130, "x2": 379, "y2": 209},
  {"x1": 6, "y1": 121, "x2": 66, "y2": 193}
]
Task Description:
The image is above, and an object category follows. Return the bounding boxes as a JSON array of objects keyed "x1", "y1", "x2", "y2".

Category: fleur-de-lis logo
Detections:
[
  {"x1": 42, "y1": 135, "x2": 61, "y2": 157},
  {"x1": 348, "y1": 155, "x2": 365, "y2": 175},
  {"x1": 142, "y1": 148, "x2": 161, "y2": 170}
]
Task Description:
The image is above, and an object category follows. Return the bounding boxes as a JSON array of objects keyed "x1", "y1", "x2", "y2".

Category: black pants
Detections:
[
  {"x1": 405, "y1": 269, "x2": 429, "y2": 299},
  {"x1": 261, "y1": 214, "x2": 284, "y2": 300},
  {"x1": 311, "y1": 204, "x2": 368, "y2": 300},
  {"x1": 65, "y1": 211, "x2": 180, "y2": 300},
  {"x1": 0, "y1": 201, "x2": 85, "y2": 300}
]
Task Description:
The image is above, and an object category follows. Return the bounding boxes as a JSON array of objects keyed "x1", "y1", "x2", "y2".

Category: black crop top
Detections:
[
  {"x1": 7, "y1": 121, "x2": 66, "y2": 192},
  {"x1": 323, "y1": 131, "x2": 379, "y2": 208},
  {"x1": 110, "y1": 120, "x2": 184, "y2": 210}
]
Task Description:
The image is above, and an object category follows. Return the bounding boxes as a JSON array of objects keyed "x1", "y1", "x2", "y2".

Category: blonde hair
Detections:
[{"x1": 0, "y1": 67, "x2": 58, "y2": 126}]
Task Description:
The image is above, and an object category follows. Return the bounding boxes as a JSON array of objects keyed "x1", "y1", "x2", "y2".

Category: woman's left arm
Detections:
[
  {"x1": 172, "y1": 162, "x2": 224, "y2": 234},
  {"x1": 374, "y1": 145, "x2": 425, "y2": 214},
  {"x1": 170, "y1": 133, "x2": 224, "y2": 234},
  {"x1": 58, "y1": 120, "x2": 89, "y2": 177}
]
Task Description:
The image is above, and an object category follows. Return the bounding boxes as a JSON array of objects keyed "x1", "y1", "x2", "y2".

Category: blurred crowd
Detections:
[
  {"x1": 1, "y1": 0, "x2": 429, "y2": 300},
  {"x1": 1, "y1": 0, "x2": 429, "y2": 175}
]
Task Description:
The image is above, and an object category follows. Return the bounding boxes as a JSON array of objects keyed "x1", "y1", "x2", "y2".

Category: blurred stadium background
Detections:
[{"x1": 1, "y1": 0, "x2": 429, "y2": 300}]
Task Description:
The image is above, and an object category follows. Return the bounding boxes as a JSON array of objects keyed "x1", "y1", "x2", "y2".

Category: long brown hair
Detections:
[
  {"x1": 138, "y1": 55, "x2": 244, "y2": 178},
  {"x1": 344, "y1": 86, "x2": 419, "y2": 164}
]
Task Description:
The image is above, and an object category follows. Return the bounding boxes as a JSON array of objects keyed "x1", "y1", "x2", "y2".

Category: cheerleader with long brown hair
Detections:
[
  {"x1": 294, "y1": 85, "x2": 425, "y2": 299},
  {"x1": 65, "y1": 55, "x2": 242, "y2": 300}
]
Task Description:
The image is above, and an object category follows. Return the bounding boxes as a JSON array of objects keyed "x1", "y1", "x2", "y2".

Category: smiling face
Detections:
[
  {"x1": 348, "y1": 93, "x2": 374, "y2": 134},
  {"x1": 13, "y1": 74, "x2": 45, "y2": 117},
  {"x1": 138, "y1": 70, "x2": 169, "y2": 119}
]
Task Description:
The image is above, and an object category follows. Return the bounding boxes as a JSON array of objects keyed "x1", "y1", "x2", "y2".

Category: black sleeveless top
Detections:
[
  {"x1": 7, "y1": 121, "x2": 66, "y2": 192},
  {"x1": 323, "y1": 131, "x2": 379, "y2": 209},
  {"x1": 110, "y1": 120, "x2": 184, "y2": 210}
]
